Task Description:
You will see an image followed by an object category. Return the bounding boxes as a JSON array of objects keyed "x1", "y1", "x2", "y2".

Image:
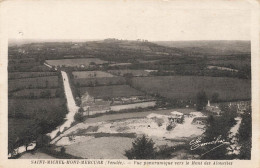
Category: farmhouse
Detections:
[{"x1": 81, "y1": 93, "x2": 111, "y2": 115}]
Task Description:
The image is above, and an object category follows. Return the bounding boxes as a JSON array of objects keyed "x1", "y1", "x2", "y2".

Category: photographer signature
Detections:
[{"x1": 189, "y1": 135, "x2": 229, "y2": 151}]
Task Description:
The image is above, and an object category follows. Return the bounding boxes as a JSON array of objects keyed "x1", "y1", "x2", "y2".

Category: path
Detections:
[
  {"x1": 48, "y1": 71, "x2": 79, "y2": 139},
  {"x1": 227, "y1": 117, "x2": 242, "y2": 155}
]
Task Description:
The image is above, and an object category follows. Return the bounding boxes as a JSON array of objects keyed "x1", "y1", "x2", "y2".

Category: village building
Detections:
[
  {"x1": 205, "y1": 100, "x2": 221, "y2": 115},
  {"x1": 168, "y1": 111, "x2": 184, "y2": 124},
  {"x1": 228, "y1": 101, "x2": 250, "y2": 114}
]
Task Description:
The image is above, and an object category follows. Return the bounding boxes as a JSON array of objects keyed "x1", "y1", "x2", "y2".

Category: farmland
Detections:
[
  {"x1": 8, "y1": 98, "x2": 67, "y2": 119},
  {"x1": 79, "y1": 85, "x2": 145, "y2": 99},
  {"x1": 71, "y1": 71, "x2": 125, "y2": 87},
  {"x1": 131, "y1": 76, "x2": 251, "y2": 101},
  {"x1": 9, "y1": 72, "x2": 58, "y2": 79},
  {"x1": 10, "y1": 89, "x2": 60, "y2": 98},
  {"x1": 108, "y1": 70, "x2": 150, "y2": 77},
  {"x1": 46, "y1": 58, "x2": 108, "y2": 67},
  {"x1": 8, "y1": 47, "x2": 68, "y2": 155},
  {"x1": 208, "y1": 58, "x2": 251, "y2": 69},
  {"x1": 74, "y1": 77, "x2": 126, "y2": 87},
  {"x1": 9, "y1": 76, "x2": 59, "y2": 92},
  {"x1": 8, "y1": 39, "x2": 252, "y2": 160},
  {"x1": 72, "y1": 71, "x2": 114, "y2": 78}
]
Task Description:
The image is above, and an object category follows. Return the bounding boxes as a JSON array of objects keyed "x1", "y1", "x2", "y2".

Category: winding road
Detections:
[{"x1": 48, "y1": 71, "x2": 79, "y2": 139}]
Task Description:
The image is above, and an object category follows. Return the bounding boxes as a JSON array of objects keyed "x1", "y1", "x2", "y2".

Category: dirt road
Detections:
[{"x1": 49, "y1": 71, "x2": 79, "y2": 139}]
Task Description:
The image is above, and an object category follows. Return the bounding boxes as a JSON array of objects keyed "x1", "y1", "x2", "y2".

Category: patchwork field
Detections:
[
  {"x1": 74, "y1": 77, "x2": 126, "y2": 87},
  {"x1": 46, "y1": 58, "x2": 107, "y2": 67},
  {"x1": 10, "y1": 89, "x2": 59, "y2": 98},
  {"x1": 79, "y1": 85, "x2": 145, "y2": 99},
  {"x1": 132, "y1": 76, "x2": 251, "y2": 101},
  {"x1": 9, "y1": 72, "x2": 58, "y2": 79},
  {"x1": 8, "y1": 98, "x2": 67, "y2": 118},
  {"x1": 72, "y1": 71, "x2": 114, "y2": 78},
  {"x1": 117, "y1": 42, "x2": 151, "y2": 51},
  {"x1": 9, "y1": 76, "x2": 59, "y2": 92},
  {"x1": 208, "y1": 59, "x2": 251, "y2": 68},
  {"x1": 8, "y1": 62, "x2": 41, "y2": 70},
  {"x1": 108, "y1": 70, "x2": 150, "y2": 77}
]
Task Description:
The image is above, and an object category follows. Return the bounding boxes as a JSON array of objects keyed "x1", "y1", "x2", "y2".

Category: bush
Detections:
[
  {"x1": 238, "y1": 107, "x2": 252, "y2": 159},
  {"x1": 201, "y1": 107, "x2": 237, "y2": 160},
  {"x1": 156, "y1": 145, "x2": 175, "y2": 159},
  {"x1": 60, "y1": 146, "x2": 66, "y2": 154},
  {"x1": 196, "y1": 91, "x2": 207, "y2": 111},
  {"x1": 125, "y1": 135, "x2": 156, "y2": 159},
  {"x1": 74, "y1": 112, "x2": 84, "y2": 122},
  {"x1": 211, "y1": 92, "x2": 219, "y2": 103},
  {"x1": 166, "y1": 124, "x2": 173, "y2": 131}
]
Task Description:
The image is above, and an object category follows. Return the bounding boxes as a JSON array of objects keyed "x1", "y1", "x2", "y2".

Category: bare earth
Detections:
[{"x1": 64, "y1": 137, "x2": 133, "y2": 159}]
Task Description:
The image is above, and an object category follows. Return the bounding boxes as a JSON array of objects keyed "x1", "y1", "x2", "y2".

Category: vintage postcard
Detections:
[{"x1": 0, "y1": 0, "x2": 259, "y2": 167}]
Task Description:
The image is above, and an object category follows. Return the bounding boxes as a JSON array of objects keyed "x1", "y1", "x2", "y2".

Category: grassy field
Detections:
[
  {"x1": 108, "y1": 70, "x2": 150, "y2": 77},
  {"x1": 9, "y1": 72, "x2": 58, "y2": 79},
  {"x1": 8, "y1": 98, "x2": 66, "y2": 118},
  {"x1": 9, "y1": 76, "x2": 59, "y2": 92},
  {"x1": 72, "y1": 71, "x2": 114, "y2": 78},
  {"x1": 208, "y1": 59, "x2": 251, "y2": 68},
  {"x1": 131, "y1": 76, "x2": 251, "y2": 101},
  {"x1": 79, "y1": 85, "x2": 145, "y2": 99},
  {"x1": 46, "y1": 58, "x2": 108, "y2": 67},
  {"x1": 10, "y1": 89, "x2": 59, "y2": 98},
  {"x1": 74, "y1": 77, "x2": 126, "y2": 87},
  {"x1": 8, "y1": 62, "x2": 41, "y2": 70}
]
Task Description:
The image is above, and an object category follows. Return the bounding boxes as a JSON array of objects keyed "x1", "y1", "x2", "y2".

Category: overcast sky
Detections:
[{"x1": 2, "y1": 0, "x2": 252, "y2": 42}]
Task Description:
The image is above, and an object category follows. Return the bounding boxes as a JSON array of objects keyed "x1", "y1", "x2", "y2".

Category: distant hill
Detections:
[{"x1": 154, "y1": 40, "x2": 250, "y2": 56}]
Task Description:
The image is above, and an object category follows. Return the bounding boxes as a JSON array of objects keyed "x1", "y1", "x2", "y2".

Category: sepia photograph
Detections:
[{"x1": 0, "y1": 0, "x2": 259, "y2": 166}]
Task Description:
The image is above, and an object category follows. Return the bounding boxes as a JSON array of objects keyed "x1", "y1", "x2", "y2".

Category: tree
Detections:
[
  {"x1": 238, "y1": 107, "x2": 252, "y2": 159},
  {"x1": 200, "y1": 107, "x2": 237, "y2": 160},
  {"x1": 45, "y1": 80, "x2": 49, "y2": 88},
  {"x1": 40, "y1": 90, "x2": 51, "y2": 98},
  {"x1": 89, "y1": 62, "x2": 96, "y2": 66},
  {"x1": 125, "y1": 135, "x2": 156, "y2": 159},
  {"x1": 36, "y1": 134, "x2": 51, "y2": 148},
  {"x1": 197, "y1": 56, "x2": 208, "y2": 71},
  {"x1": 124, "y1": 73, "x2": 133, "y2": 86},
  {"x1": 74, "y1": 112, "x2": 84, "y2": 122},
  {"x1": 78, "y1": 107, "x2": 84, "y2": 113},
  {"x1": 211, "y1": 92, "x2": 219, "y2": 103},
  {"x1": 196, "y1": 91, "x2": 207, "y2": 111},
  {"x1": 60, "y1": 146, "x2": 66, "y2": 154},
  {"x1": 29, "y1": 92, "x2": 35, "y2": 99},
  {"x1": 55, "y1": 89, "x2": 63, "y2": 97}
]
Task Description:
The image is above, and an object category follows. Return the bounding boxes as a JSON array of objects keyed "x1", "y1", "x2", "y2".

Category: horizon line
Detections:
[{"x1": 9, "y1": 38, "x2": 251, "y2": 44}]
